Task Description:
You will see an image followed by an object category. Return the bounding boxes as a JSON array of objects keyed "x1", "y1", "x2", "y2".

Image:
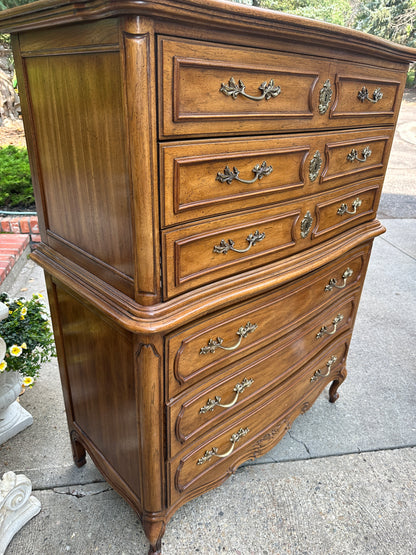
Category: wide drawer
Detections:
[
  {"x1": 165, "y1": 241, "x2": 371, "y2": 398},
  {"x1": 162, "y1": 179, "x2": 381, "y2": 297},
  {"x1": 167, "y1": 334, "x2": 351, "y2": 506},
  {"x1": 160, "y1": 128, "x2": 393, "y2": 226},
  {"x1": 158, "y1": 37, "x2": 404, "y2": 139},
  {"x1": 167, "y1": 293, "x2": 358, "y2": 457}
]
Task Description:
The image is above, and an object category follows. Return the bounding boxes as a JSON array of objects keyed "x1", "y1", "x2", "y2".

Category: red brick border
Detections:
[
  {"x1": 0, "y1": 233, "x2": 30, "y2": 285},
  {"x1": 0, "y1": 215, "x2": 40, "y2": 245}
]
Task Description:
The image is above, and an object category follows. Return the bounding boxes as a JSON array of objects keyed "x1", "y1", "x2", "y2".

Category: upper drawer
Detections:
[
  {"x1": 160, "y1": 127, "x2": 393, "y2": 227},
  {"x1": 158, "y1": 37, "x2": 404, "y2": 139}
]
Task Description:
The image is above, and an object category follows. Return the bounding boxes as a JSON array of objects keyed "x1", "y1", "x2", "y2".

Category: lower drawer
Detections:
[
  {"x1": 166, "y1": 241, "x2": 371, "y2": 398},
  {"x1": 167, "y1": 291, "x2": 358, "y2": 457},
  {"x1": 167, "y1": 334, "x2": 351, "y2": 506}
]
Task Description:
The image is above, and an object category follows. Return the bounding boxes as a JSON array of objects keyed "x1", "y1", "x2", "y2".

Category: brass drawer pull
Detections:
[
  {"x1": 316, "y1": 314, "x2": 344, "y2": 338},
  {"x1": 325, "y1": 267, "x2": 354, "y2": 291},
  {"x1": 213, "y1": 230, "x2": 265, "y2": 254},
  {"x1": 310, "y1": 355, "x2": 337, "y2": 382},
  {"x1": 347, "y1": 146, "x2": 372, "y2": 163},
  {"x1": 199, "y1": 377, "x2": 254, "y2": 414},
  {"x1": 318, "y1": 79, "x2": 333, "y2": 114},
  {"x1": 197, "y1": 427, "x2": 250, "y2": 465},
  {"x1": 337, "y1": 197, "x2": 362, "y2": 216},
  {"x1": 220, "y1": 77, "x2": 281, "y2": 101},
  {"x1": 216, "y1": 161, "x2": 273, "y2": 185},
  {"x1": 200, "y1": 322, "x2": 257, "y2": 355},
  {"x1": 357, "y1": 86, "x2": 383, "y2": 104}
]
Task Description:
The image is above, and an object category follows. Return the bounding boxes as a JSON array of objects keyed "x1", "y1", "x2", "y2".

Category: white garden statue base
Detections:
[
  {"x1": 0, "y1": 471, "x2": 41, "y2": 555},
  {"x1": 0, "y1": 371, "x2": 33, "y2": 446}
]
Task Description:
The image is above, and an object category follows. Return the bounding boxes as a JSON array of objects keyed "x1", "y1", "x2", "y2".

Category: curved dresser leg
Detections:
[
  {"x1": 148, "y1": 538, "x2": 162, "y2": 555},
  {"x1": 329, "y1": 366, "x2": 348, "y2": 403},
  {"x1": 70, "y1": 430, "x2": 87, "y2": 467},
  {"x1": 143, "y1": 518, "x2": 166, "y2": 555}
]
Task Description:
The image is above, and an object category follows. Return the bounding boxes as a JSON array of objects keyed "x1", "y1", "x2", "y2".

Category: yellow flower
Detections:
[
  {"x1": 21, "y1": 342, "x2": 27, "y2": 349},
  {"x1": 22, "y1": 376, "x2": 34, "y2": 387},
  {"x1": 9, "y1": 345, "x2": 22, "y2": 357},
  {"x1": 0, "y1": 361, "x2": 7, "y2": 372},
  {"x1": 21, "y1": 307, "x2": 27, "y2": 317}
]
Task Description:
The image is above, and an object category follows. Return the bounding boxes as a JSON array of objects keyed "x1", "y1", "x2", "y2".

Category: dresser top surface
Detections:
[{"x1": 1, "y1": 0, "x2": 416, "y2": 64}]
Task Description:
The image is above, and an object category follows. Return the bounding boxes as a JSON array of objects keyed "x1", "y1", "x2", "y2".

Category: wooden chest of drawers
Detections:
[{"x1": 1, "y1": 1, "x2": 415, "y2": 552}]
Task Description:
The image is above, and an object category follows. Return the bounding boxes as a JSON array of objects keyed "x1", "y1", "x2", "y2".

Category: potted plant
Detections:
[{"x1": 0, "y1": 292, "x2": 55, "y2": 444}]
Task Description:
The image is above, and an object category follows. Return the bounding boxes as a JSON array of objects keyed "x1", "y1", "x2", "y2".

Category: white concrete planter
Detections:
[
  {"x1": 0, "y1": 369, "x2": 33, "y2": 446},
  {"x1": 0, "y1": 471, "x2": 41, "y2": 555}
]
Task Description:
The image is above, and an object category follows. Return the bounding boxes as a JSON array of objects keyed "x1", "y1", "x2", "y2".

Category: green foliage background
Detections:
[
  {"x1": 0, "y1": 146, "x2": 35, "y2": 209},
  {"x1": 0, "y1": 292, "x2": 56, "y2": 381},
  {"x1": 231, "y1": 0, "x2": 416, "y2": 49}
]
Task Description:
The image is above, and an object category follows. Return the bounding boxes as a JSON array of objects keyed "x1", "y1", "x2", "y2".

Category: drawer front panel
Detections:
[
  {"x1": 160, "y1": 128, "x2": 393, "y2": 227},
  {"x1": 320, "y1": 130, "x2": 393, "y2": 187},
  {"x1": 159, "y1": 37, "x2": 327, "y2": 138},
  {"x1": 168, "y1": 294, "x2": 358, "y2": 457},
  {"x1": 159, "y1": 37, "x2": 403, "y2": 138},
  {"x1": 331, "y1": 71, "x2": 402, "y2": 120},
  {"x1": 311, "y1": 182, "x2": 381, "y2": 240},
  {"x1": 168, "y1": 335, "x2": 351, "y2": 505},
  {"x1": 162, "y1": 180, "x2": 380, "y2": 297},
  {"x1": 166, "y1": 242, "x2": 371, "y2": 398}
]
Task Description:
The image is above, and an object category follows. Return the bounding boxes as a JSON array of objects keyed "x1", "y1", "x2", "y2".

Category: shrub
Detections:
[{"x1": 0, "y1": 145, "x2": 34, "y2": 209}]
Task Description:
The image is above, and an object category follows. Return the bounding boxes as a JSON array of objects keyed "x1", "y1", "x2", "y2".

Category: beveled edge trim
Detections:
[
  {"x1": 46, "y1": 229, "x2": 135, "y2": 295},
  {"x1": 30, "y1": 220, "x2": 384, "y2": 335},
  {"x1": 1, "y1": 0, "x2": 416, "y2": 64}
]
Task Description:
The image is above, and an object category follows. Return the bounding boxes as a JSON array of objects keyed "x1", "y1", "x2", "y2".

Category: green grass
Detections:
[{"x1": 0, "y1": 145, "x2": 35, "y2": 210}]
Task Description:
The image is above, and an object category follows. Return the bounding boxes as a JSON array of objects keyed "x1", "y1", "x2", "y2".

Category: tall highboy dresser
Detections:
[{"x1": 1, "y1": 0, "x2": 415, "y2": 552}]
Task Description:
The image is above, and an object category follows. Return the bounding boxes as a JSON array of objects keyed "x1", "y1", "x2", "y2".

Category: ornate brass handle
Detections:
[
  {"x1": 310, "y1": 355, "x2": 337, "y2": 382},
  {"x1": 347, "y1": 146, "x2": 372, "y2": 163},
  {"x1": 220, "y1": 77, "x2": 281, "y2": 101},
  {"x1": 216, "y1": 161, "x2": 273, "y2": 185},
  {"x1": 199, "y1": 377, "x2": 254, "y2": 414},
  {"x1": 325, "y1": 268, "x2": 353, "y2": 291},
  {"x1": 197, "y1": 427, "x2": 250, "y2": 465},
  {"x1": 337, "y1": 198, "x2": 362, "y2": 216},
  {"x1": 316, "y1": 314, "x2": 344, "y2": 339},
  {"x1": 200, "y1": 322, "x2": 257, "y2": 355},
  {"x1": 357, "y1": 86, "x2": 383, "y2": 103},
  {"x1": 213, "y1": 230, "x2": 265, "y2": 254}
]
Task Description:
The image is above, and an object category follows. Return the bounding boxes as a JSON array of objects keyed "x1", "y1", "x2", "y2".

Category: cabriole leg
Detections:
[
  {"x1": 70, "y1": 430, "x2": 86, "y2": 467},
  {"x1": 143, "y1": 518, "x2": 166, "y2": 555},
  {"x1": 329, "y1": 367, "x2": 348, "y2": 403}
]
